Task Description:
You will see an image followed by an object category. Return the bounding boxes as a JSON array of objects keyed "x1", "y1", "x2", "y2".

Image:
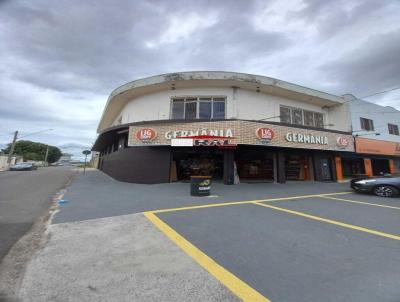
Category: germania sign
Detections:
[
  {"x1": 165, "y1": 129, "x2": 233, "y2": 139},
  {"x1": 285, "y1": 132, "x2": 328, "y2": 145}
]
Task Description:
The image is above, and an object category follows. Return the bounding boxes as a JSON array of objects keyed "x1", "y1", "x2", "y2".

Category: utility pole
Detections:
[
  {"x1": 7, "y1": 131, "x2": 18, "y2": 164},
  {"x1": 44, "y1": 145, "x2": 49, "y2": 164}
]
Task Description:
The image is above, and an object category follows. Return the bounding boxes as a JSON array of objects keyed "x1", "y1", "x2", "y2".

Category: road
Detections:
[{"x1": 0, "y1": 166, "x2": 76, "y2": 261}]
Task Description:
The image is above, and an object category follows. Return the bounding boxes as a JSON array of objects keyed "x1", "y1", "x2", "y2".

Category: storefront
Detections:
[
  {"x1": 94, "y1": 120, "x2": 354, "y2": 184},
  {"x1": 344, "y1": 137, "x2": 400, "y2": 177}
]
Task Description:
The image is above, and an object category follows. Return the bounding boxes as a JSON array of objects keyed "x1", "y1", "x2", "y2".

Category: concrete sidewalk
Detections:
[
  {"x1": 54, "y1": 169, "x2": 349, "y2": 224},
  {"x1": 19, "y1": 213, "x2": 239, "y2": 302}
]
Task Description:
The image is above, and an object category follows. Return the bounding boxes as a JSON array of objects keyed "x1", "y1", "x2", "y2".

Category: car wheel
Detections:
[{"x1": 373, "y1": 185, "x2": 399, "y2": 197}]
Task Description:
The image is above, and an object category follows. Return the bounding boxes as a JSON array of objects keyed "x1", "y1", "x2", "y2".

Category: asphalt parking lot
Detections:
[
  {"x1": 21, "y1": 169, "x2": 400, "y2": 301},
  {"x1": 148, "y1": 192, "x2": 400, "y2": 302}
]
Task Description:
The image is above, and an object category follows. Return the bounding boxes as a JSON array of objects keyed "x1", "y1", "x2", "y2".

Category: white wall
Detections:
[
  {"x1": 350, "y1": 98, "x2": 400, "y2": 142},
  {"x1": 113, "y1": 87, "x2": 351, "y2": 132}
]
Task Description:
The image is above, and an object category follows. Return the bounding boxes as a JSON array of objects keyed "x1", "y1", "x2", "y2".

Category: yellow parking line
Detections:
[
  {"x1": 144, "y1": 211, "x2": 271, "y2": 302},
  {"x1": 152, "y1": 192, "x2": 352, "y2": 214},
  {"x1": 320, "y1": 196, "x2": 400, "y2": 210},
  {"x1": 253, "y1": 202, "x2": 400, "y2": 241}
]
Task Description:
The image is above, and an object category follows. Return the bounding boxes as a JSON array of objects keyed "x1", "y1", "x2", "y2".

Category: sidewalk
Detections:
[{"x1": 19, "y1": 213, "x2": 238, "y2": 302}]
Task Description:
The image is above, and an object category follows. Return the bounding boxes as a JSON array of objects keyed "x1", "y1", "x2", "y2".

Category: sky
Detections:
[{"x1": 1, "y1": 0, "x2": 400, "y2": 159}]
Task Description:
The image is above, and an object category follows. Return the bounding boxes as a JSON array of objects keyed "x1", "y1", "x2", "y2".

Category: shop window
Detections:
[
  {"x1": 280, "y1": 106, "x2": 324, "y2": 128},
  {"x1": 170, "y1": 97, "x2": 226, "y2": 120},
  {"x1": 360, "y1": 117, "x2": 374, "y2": 131},
  {"x1": 388, "y1": 123, "x2": 399, "y2": 135}
]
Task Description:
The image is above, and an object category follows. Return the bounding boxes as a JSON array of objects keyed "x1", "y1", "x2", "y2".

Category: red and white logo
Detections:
[
  {"x1": 336, "y1": 136, "x2": 349, "y2": 148},
  {"x1": 255, "y1": 128, "x2": 275, "y2": 140},
  {"x1": 135, "y1": 128, "x2": 157, "y2": 141}
]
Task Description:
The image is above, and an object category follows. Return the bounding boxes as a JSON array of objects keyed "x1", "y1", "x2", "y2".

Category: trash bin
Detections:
[{"x1": 190, "y1": 176, "x2": 211, "y2": 196}]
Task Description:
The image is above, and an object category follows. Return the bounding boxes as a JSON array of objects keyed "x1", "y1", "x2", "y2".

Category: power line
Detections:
[{"x1": 360, "y1": 85, "x2": 400, "y2": 99}]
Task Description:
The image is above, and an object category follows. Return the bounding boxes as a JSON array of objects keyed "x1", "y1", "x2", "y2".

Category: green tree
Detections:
[{"x1": 2, "y1": 140, "x2": 62, "y2": 163}]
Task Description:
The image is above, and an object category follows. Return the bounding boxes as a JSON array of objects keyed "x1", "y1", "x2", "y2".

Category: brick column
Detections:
[
  {"x1": 335, "y1": 156, "x2": 343, "y2": 182},
  {"x1": 364, "y1": 158, "x2": 373, "y2": 177}
]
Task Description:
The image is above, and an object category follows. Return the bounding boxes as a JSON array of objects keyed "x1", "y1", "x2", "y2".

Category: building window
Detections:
[
  {"x1": 280, "y1": 106, "x2": 324, "y2": 128},
  {"x1": 388, "y1": 123, "x2": 399, "y2": 135},
  {"x1": 360, "y1": 117, "x2": 374, "y2": 131},
  {"x1": 280, "y1": 106, "x2": 291, "y2": 124},
  {"x1": 171, "y1": 99, "x2": 184, "y2": 119},
  {"x1": 171, "y1": 97, "x2": 226, "y2": 120}
]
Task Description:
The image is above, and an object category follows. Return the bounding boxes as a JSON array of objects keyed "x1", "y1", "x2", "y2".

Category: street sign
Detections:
[{"x1": 82, "y1": 150, "x2": 91, "y2": 155}]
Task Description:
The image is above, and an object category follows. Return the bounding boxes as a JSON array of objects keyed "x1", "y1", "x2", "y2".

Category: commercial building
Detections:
[
  {"x1": 339, "y1": 94, "x2": 400, "y2": 179},
  {"x1": 92, "y1": 71, "x2": 398, "y2": 184}
]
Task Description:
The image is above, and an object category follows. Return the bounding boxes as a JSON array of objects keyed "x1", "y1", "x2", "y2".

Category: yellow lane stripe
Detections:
[
  {"x1": 320, "y1": 196, "x2": 400, "y2": 210},
  {"x1": 253, "y1": 202, "x2": 400, "y2": 241},
  {"x1": 152, "y1": 192, "x2": 352, "y2": 214},
  {"x1": 144, "y1": 211, "x2": 271, "y2": 302}
]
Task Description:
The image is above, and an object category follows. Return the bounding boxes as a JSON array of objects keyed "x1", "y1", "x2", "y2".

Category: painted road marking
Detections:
[
  {"x1": 152, "y1": 192, "x2": 352, "y2": 214},
  {"x1": 253, "y1": 202, "x2": 400, "y2": 241},
  {"x1": 144, "y1": 211, "x2": 271, "y2": 302},
  {"x1": 320, "y1": 196, "x2": 400, "y2": 210}
]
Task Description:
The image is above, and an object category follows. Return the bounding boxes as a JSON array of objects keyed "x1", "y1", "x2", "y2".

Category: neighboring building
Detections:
[
  {"x1": 93, "y1": 71, "x2": 359, "y2": 184},
  {"x1": 0, "y1": 155, "x2": 23, "y2": 171},
  {"x1": 341, "y1": 94, "x2": 400, "y2": 178},
  {"x1": 58, "y1": 153, "x2": 73, "y2": 165}
]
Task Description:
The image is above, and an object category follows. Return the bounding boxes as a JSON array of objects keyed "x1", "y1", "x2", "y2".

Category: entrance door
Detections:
[
  {"x1": 371, "y1": 159, "x2": 390, "y2": 176},
  {"x1": 320, "y1": 158, "x2": 332, "y2": 181},
  {"x1": 172, "y1": 148, "x2": 223, "y2": 181}
]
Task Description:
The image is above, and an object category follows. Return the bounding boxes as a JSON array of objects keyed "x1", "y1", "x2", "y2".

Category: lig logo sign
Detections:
[
  {"x1": 135, "y1": 128, "x2": 157, "y2": 141},
  {"x1": 336, "y1": 136, "x2": 349, "y2": 148},
  {"x1": 255, "y1": 128, "x2": 274, "y2": 142}
]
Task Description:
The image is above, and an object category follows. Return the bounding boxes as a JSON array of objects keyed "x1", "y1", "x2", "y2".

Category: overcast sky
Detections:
[{"x1": 1, "y1": 0, "x2": 400, "y2": 159}]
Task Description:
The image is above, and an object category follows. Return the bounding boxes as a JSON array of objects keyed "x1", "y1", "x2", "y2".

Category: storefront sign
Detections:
[
  {"x1": 336, "y1": 136, "x2": 349, "y2": 148},
  {"x1": 285, "y1": 132, "x2": 328, "y2": 145},
  {"x1": 193, "y1": 139, "x2": 237, "y2": 148},
  {"x1": 165, "y1": 129, "x2": 233, "y2": 139},
  {"x1": 171, "y1": 138, "x2": 193, "y2": 146},
  {"x1": 255, "y1": 128, "x2": 274, "y2": 144},
  {"x1": 135, "y1": 128, "x2": 157, "y2": 141},
  {"x1": 356, "y1": 137, "x2": 400, "y2": 156},
  {"x1": 128, "y1": 122, "x2": 354, "y2": 152}
]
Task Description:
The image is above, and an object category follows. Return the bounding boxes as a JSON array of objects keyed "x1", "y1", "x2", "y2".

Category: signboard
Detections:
[
  {"x1": 135, "y1": 128, "x2": 157, "y2": 141},
  {"x1": 336, "y1": 136, "x2": 349, "y2": 149},
  {"x1": 255, "y1": 128, "x2": 274, "y2": 144},
  {"x1": 356, "y1": 137, "x2": 400, "y2": 156},
  {"x1": 193, "y1": 139, "x2": 237, "y2": 148},
  {"x1": 285, "y1": 132, "x2": 328, "y2": 145},
  {"x1": 127, "y1": 121, "x2": 354, "y2": 152},
  {"x1": 171, "y1": 138, "x2": 194, "y2": 146}
]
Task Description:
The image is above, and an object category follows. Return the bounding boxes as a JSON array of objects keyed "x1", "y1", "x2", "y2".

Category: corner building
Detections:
[{"x1": 93, "y1": 71, "x2": 355, "y2": 184}]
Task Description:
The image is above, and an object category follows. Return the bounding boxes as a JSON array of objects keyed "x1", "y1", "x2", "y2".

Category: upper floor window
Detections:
[
  {"x1": 280, "y1": 106, "x2": 324, "y2": 128},
  {"x1": 360, "y1": 117, "x2": 374, "y2": 131},
  {"x1": 388, "y1": 123, "x2": 399, "y2": 135},
  {"x1": 171, "y1": 97, "x2": 226, "y2": 120}
]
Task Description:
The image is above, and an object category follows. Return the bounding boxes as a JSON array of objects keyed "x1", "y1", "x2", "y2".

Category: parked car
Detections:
[
  {"x1": 351, "y1": 176, "x2": 400, "y2": 197},
  {"x1": 9, "y1": 162, "x2": 38, "y2": 171}
]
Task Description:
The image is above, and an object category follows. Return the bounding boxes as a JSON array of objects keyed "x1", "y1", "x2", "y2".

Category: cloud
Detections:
[{"x1": 0, "y1": 0, "x2": 400, "y2": 158}]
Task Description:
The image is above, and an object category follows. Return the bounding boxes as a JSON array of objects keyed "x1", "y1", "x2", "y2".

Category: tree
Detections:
[{"x1": 2, "y1": 140, "x2": 62, "y2": 163}]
